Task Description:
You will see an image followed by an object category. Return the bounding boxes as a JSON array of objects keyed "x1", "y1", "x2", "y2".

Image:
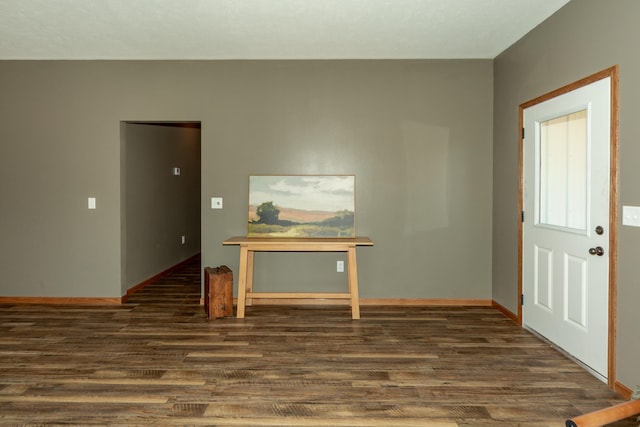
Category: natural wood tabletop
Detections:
[{"x1": 223, "y1": 236, "x2": 373, "y2": 246}]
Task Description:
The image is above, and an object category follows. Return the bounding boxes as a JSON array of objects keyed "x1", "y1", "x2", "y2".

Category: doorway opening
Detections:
[{"x1": 120, "y1": 121, "x2": 202, "y2": 299}]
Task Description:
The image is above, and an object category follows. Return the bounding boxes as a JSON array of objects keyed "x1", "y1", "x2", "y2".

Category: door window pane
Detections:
[{"x1": 539, "y1": 110, "x2": 588, "y2": 230}]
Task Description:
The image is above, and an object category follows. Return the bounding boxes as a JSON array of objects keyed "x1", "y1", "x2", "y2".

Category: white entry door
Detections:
[{"x1": 523, "y1": 76, "x2": 611, "y2": 379}]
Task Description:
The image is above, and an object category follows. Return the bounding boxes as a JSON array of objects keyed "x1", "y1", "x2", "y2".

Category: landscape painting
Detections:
[{"x1": 248, "y1": 175, "x2": 355, "y2": 238}]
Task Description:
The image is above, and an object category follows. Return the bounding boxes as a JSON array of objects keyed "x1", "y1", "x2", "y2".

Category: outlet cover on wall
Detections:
[
  {"x1": 622, "y1": 205, "x2": 640, "y2": 227},
  {"x1": 337, "y1": 260, "x2": 344, "y2": 272},
  {"x1": 211, "y1": 197, "x2": 223, "y2": 209}
]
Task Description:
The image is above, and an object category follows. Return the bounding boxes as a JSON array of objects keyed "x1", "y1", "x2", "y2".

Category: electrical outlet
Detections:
[
  {"x1": 181, "y1": 235, "x2": 186, "y2": 244},
  {"x1": 211, "y1": 197, "x2": 223, "y2": 209},
  {"x1": 337, "y1": 260, "x2": 344, "y2": 272},
  {"x1": 622, "y1": 205, "x2": 640, "y2": 227}
]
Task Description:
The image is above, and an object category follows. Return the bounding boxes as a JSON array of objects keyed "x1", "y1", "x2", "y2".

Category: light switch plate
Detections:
[
  {"x1": 211, "y1": 197, "x2": 223, "y2": 209},
  {"x1": 622, "y1": 205, "x2": 640, "y2": 227},
  {"x1": 88, "y1": 197, "x2": 96, "y2": 209}
]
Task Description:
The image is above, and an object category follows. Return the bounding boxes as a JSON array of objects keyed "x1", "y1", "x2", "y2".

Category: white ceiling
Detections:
[{"x1": 0, "y1": 0, "x2": 570, "y2": 60}]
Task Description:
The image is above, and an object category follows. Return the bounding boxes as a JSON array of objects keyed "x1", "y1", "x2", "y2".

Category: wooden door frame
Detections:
[{"x1": 517, "y1": 65, "x2": 619, "y2": 389}]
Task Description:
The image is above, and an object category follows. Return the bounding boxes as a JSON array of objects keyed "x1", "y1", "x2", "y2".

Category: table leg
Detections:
[
  {"x1": 246, "y1": 250, "x2": 254, "y2": 306},
  {"x1": 236, "y1": 246, "x2": 249, "y2": 318},
  {"x1": 347, "y1": 246, "x2": 360, "y2": 319}
]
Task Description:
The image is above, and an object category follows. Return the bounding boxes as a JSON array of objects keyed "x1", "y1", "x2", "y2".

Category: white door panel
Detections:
[{"x1": 523, "y1": 77, "x2": 610, "y2": 379}]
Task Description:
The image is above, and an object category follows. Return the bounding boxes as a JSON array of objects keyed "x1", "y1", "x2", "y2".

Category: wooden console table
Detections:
[{"x1": 223, "y1": 236, "x2": 373, "y2": 319}]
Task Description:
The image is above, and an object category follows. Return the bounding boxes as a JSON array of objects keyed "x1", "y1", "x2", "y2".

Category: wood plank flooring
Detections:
[{"x1": 0, "y1": 256, "x2": 636, "y2": 426}]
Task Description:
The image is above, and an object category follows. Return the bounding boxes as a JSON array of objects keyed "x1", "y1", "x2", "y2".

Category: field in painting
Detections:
[{"x1": 248, "y1": 205, "x2": 354, "y2": 237}]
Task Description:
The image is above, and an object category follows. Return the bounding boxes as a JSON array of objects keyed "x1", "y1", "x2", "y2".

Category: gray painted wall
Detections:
[
  {"x1": 493, "y1": 0, "x2": 640, "y2": 389},
  {"x1": 0, "y1": 60, "x2": 493, "y2": 301},
  {"x1": 123, "y1": 123, "x2": 201, "y2": 293}
]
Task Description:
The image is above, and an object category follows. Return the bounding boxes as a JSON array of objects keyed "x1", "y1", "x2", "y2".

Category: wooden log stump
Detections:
[{"x1": 204, "y1": 266, "x2": 233, "y2": 319}]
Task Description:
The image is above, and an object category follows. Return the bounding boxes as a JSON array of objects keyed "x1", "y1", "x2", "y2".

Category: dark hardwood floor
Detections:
[{"x1": 0, "y1": 257, "x2": 636, "y2": 426}]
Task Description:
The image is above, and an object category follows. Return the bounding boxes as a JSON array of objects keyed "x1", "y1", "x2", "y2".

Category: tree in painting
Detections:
[{"x1": 255, "y1": 201, "x2": 280, "y2": 224}]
